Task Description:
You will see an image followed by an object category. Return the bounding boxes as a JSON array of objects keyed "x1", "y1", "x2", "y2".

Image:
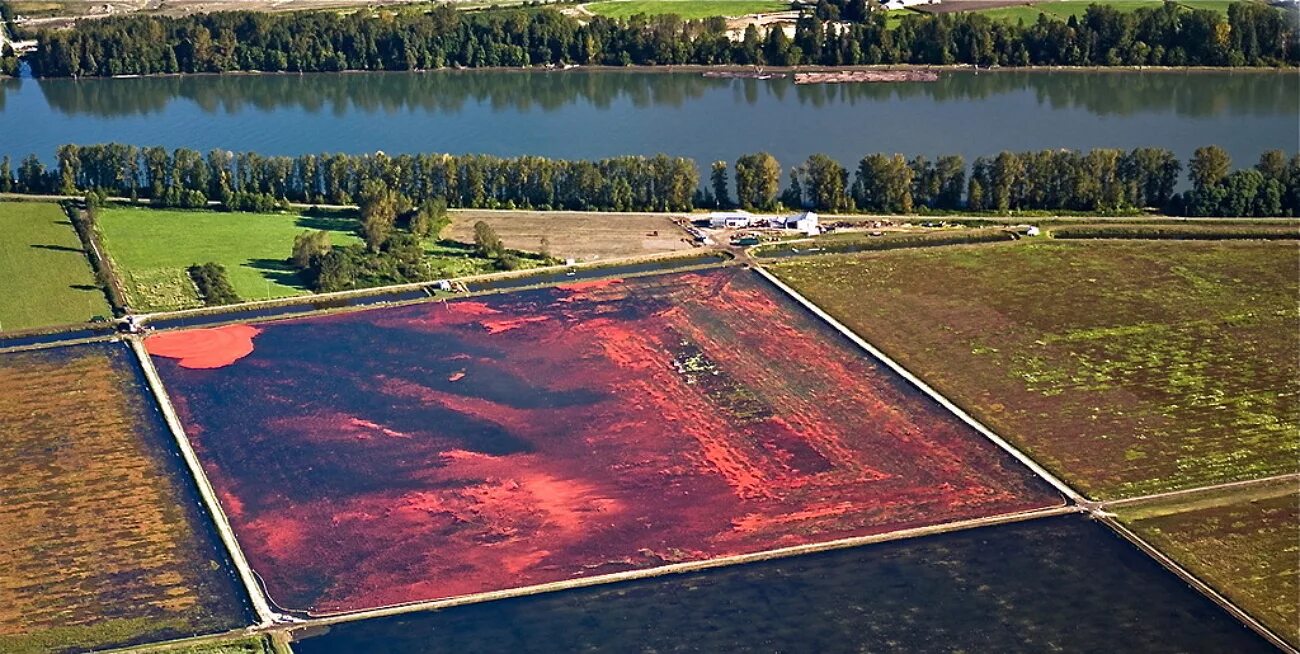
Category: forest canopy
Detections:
[{"x1": 19, "y1": 2, "x2": 1297, "y2": 78}]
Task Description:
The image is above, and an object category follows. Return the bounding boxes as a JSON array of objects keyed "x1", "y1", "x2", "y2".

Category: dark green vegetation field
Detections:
[
  {"x1": 97, "y1": 206, "x2": 528, "y2": 312},
  {"x1": 0, "y1": 343, "x2": 248, "y2": 653},
  {"x1": 769, "y1": 240, "x2": 1299, "y2": 499},
  {"x1": 290, "y1": 516, "x2": 1273, "y2": 653},
  {"x1": 1120, "y1": 480, "x2": 1299, "y2": 647},
  {"x1": 0, "y1": 201, "x2": 110, "y2": 330}
]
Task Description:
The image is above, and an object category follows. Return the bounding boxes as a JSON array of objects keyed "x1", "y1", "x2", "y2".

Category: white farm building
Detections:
[
  {"x1": 774, "y1": 211, "x2": 820, "y2": 236},
  {"x1": 707, "y1": 210, "x2": 757, "y2": 229}
]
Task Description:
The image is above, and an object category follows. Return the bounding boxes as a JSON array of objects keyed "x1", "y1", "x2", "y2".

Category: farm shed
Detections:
[{"x1": 708, "y1": 211, "x2": 758, "y2": 229}]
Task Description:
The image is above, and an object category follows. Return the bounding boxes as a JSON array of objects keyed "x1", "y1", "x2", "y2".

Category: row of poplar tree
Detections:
[{"x1": 2, "y1": 144, "x2": 1296, "y2": 217}]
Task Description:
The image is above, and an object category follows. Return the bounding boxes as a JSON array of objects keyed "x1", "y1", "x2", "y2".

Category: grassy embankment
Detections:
[
  {"x1": 97, "y1": 205, "x2": 538, "y2": 312},
  {"x1": 1118, "y1": 480, "x2": 1299, "y2": 648},
  {"x1": 0, "y1": 201, "x2": 112, "y2": 330},
  {"x1": 768, "y1": 239, "x2": 1299, "y2": 500},
  {"x1": 585, "y1": 0, "x2": 790, "y2": 19},
  {"x1": 128, "y1": 635, "x2": 286, "y2": 654},
  {"x1": 0, "y1": 344, "x2": 248, "y2": 654}
]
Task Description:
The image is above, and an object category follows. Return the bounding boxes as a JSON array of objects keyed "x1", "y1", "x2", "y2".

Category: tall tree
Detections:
[
  {"x1": 734, "y1": 152, "x2": 781, "y2": 211},
  {"x1": 358, "y1": 179, "x2": 399, "y2": 251},
  {"x1": 710, "y1": 161, "x2": 731, "y2": 209}
]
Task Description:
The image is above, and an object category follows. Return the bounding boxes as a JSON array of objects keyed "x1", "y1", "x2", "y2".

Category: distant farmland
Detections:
[
  {"x1": 0, "y1": 201, "x2": 111, "y2": 331},
  {"x1": 0, "y1": 344, "x2": 248, "y2": 654},
  {"x1": 769, "y1": 240, "x2": 1300, "y2": 500},
  {"x1": 585, "y1": 0, "x2": 790, "y2": 19},
  {"x1": 1120, "y1": 480, "x2": 1299, "y2": 648},
  {"x1": 147, "y1": 268, "x2": 1058, "y2": 615}
]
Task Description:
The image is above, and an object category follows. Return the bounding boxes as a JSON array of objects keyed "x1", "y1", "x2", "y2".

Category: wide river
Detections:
[{"x1": 3, "y1": 69, "x2": 1295, "y2": 169}]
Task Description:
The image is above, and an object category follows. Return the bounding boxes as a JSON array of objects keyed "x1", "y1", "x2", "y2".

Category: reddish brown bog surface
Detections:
[{"x1": 146, "y1": 268, "x2": 1060, "y2": 615}]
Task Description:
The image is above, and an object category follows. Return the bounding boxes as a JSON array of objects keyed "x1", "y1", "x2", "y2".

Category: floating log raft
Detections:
[
  {"x1": 702, "y1": 70, "x2": 789, "y2": 80},
  {"x1": 794, "y1": 70, "x2": 940, "y2": 84}
]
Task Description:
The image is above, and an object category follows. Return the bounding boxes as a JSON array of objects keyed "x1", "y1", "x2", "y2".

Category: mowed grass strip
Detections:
[
  {"x1": 97, "y1": 206, "x2": 363, "y2": 312},
  {"x1": 0, "y1": 343, "x2": 248, "y2": 654},
  {"x1": 1119, "y1": 480, "x2": 1299, "y2": 648},
  {"x1": 0, "y1": 201, "x2": 111, "y2": 331},
  {"x1": 768, "y1": 240, "x2": 1299, "y2": 500},
  {"x1": 586, "y1": 0, "x2": 790, "y2": 19}
]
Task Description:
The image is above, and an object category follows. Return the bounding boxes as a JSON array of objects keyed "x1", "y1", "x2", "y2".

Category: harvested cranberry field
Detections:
[
  {"x1": 0, "y1": 343, "x2": 249, "y2": 654},
  {"x1": 147, "y1": 268, "x2": 1059, "y2": 615},
  {"x1": 770, "y1": 241, "x2": 1300, "y2": 500},
  {"x1": 1119, "y1": 479, "x2": 1300, "y2": 648}
]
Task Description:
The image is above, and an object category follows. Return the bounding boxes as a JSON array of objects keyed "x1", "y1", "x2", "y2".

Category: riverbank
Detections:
[{"x1": 33, "y1": 62, "x2": 1294, "y2": 82}]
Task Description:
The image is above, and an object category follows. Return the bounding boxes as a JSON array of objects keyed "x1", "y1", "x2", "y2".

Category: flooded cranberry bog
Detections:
[
  {"x1": 0, "y1": 342, "x2": 250, "y2": 654},
  {"x1": 287, "y1": 515, "x2": 1275, "y2": 653},
  {"x1": 145, "y1": 267, "x2": 1061, "y2": 616}
]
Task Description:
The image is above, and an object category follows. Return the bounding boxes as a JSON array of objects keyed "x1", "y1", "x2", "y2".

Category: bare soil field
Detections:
[
  {"x1": 446, "y1": 210, "x2": 694, "y2": 262},
  {"x1": 0, "y1": 343, "x2": 248, "y2": 653},
  {"x1": 769, "y1": 240, "x2": 1300, "y2": 500},
  {"x1": 1120, "y1": 479, "x2": 1299, "y2": 648}
]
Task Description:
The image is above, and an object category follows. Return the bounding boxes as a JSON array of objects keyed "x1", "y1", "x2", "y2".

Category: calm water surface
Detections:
[
  {"x1": 5, "y1": 70, "x2": 1295, "y2": 168},
  {"x1": 289, "y1": 516, "x2": 1275, "y2": 653}
]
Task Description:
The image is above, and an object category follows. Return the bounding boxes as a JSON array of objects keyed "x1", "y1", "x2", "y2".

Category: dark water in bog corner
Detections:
[
  {"x1": 288, "y1": 515, "x2": 1274, "y2": 653},
  {"x1": 2, "y1": 70, "x2": 1295, "y2": 169}
]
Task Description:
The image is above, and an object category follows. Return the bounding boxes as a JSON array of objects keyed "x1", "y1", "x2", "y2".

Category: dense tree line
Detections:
[
  {"x1": 17, "y1": 144, "x2": 699, "y2": 212},
  {"x1": 22, "y1": 2, "x2": 1296, "y2": 78},
  {"x1": 6, "y1": 143, "x2": 1296, "y2": 217}
]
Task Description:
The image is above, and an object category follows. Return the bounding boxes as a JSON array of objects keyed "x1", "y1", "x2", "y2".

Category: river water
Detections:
[{"x1": 3, "y1": 69, "x2": 1295, "y2": 170}]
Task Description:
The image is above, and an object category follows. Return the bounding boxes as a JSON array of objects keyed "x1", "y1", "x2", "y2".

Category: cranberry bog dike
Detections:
[{"x1": 145, "y1": 267, "x2": 1059, "y2": 616}]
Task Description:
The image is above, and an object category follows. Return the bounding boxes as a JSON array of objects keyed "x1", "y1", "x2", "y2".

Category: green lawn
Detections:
[
  {"x1": 98, "y1": 206, "x2": 364, "y2": 312},
  {"x1": 972, "y1": 1, "x2": 1240, "y2": 24},
  {"x1": 585, "y1": 0, "x2": 790, "y2": 19},
  {"x1": 0, "y1": 201, "x2": 111, "y2": 331},
  {"x1": 97, "y1": 205, "x2": 542, "y2": 313}
]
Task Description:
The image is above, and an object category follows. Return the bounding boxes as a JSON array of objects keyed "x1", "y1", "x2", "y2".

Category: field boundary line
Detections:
[
  {"x1": 1100, "y1": 472, "x2": 1300, "y2": 509},
  {"x1": 134, "y1": 250, "x2": 727, "y2": 328},
  {"x1": 127, "y1": 336, "x2": 280, "y2": 625},
  {"x1": 750, "y1": 265, "x2": 1084, "y2": 502},
  {"x1": 1101, "y1": 516, "x2": 1299, "y2": 653},
  {"x1": 0, "y1": 332, "x2": 117, "y2": 355},
  {"x1": 284, "y1": 505, "x2": 1078, "y2": 628}
]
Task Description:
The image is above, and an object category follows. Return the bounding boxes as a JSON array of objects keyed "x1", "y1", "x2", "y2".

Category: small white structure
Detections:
[
  {"x1": 777, "y1": 211, "x2": 820, "y2": 236},
  {"x1": 1025, "y1": 226, "x2": 1041, "y2": 237},
  {"x1": 708, "y1": 210, "x2": 756, "y2": 229}
]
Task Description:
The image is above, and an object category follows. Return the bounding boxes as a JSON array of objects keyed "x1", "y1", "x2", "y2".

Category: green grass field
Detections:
[
  {"x1": 585, "y1": 0, "x2": 790, "y2": 19},
  {"x1": 97, "y1": 205, "x2": 541, "y2": 312},
  {"x1": 769, "y1": 240, "x2": 1299, "y2": 500},
  {"x1": 0, "y1": 201, "x2": 111, "y2": 331},
  {"x1": 1120, "y1": 481, "x2": 1299, "y2": 648},
  {"x1": 98, "y1": 206, "x2": 365, "y2": 312},
  {"x1": 971, "y1": 1, "x2": 1239, "y2": 24}
]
